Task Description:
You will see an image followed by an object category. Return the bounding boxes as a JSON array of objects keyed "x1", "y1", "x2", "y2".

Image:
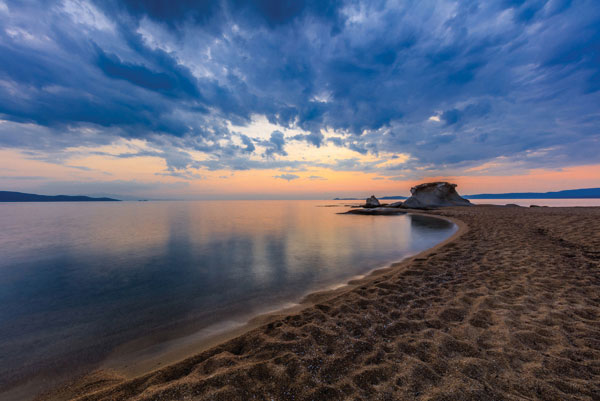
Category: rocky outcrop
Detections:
[
  {"x1": 403, "y1": 182, "x2": 471, "y2": 209},
  {"x1": 344, "y1": 207, "x2": 406, "y2": 215},
  {"x1": 365, "y1": 195, "x2": 380, "y2": 208}
]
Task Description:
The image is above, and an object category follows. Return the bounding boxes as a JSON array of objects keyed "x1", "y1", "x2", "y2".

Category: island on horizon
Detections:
[
  {"x1": 464, "y1": 187, "x2": 600, "y2": 199},
  {"x1": 337, "y1": 187, "x2": 600, "y2": 201},
  {"x1": 0, "y1": 191, "x2": 120, "y2": 202}
]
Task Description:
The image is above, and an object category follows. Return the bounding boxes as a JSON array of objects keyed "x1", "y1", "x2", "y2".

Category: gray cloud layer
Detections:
[{"x1": 0, "y1": 0, "x2": 599, "y2": 177}]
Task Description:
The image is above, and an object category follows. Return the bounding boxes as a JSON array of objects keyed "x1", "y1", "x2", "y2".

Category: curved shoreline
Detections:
[
  {"x1": 299, "y1": 213, "x2": 466, "y2": 305},
  {"x1": 100, "y1": 213, "x2": 466, "y2": 378},
  {"x1": 29, "y1": 212, "x2": 465, "y2": 401},
  {"x1": 37, "y1": 206, "x2": 600, "y2": 400}
]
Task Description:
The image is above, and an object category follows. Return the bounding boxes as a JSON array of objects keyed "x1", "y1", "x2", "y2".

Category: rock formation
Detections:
[
  {"x1": 403, "y1": 182, "x2": 471, "y2": 209},
  {"x1": 365, "y1": 195, "x2": 380, "y2": 208},
  {"x1": 344, "y1": 207, "x2": 406, "y2": 215}
]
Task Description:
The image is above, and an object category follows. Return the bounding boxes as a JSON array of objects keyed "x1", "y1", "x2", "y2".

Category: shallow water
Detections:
[
  {"x1": 469, "y1": 198, "x2": 600, "y2": 207},
  {"x1": 0, "y1": 200, "x2": 455, "y2": 393}
]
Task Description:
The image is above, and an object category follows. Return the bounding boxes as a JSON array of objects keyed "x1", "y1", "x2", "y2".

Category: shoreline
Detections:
[
  {"x1": 97, "y1": 213, "x2": 464, "y2": 380},
  {"x1": 2, "y1": 209, "x2": 465, "y2": 401},
  {"x1": 36, "y1": 206, "x2": 600, "y2": 400},
  {"x1": 3, "y1": 212, "x2": 461, "y2": 401}
]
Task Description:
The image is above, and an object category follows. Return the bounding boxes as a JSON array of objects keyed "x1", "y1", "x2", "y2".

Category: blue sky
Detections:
[{"x1": 0, "y1": 0, "x2": 599, "y2": 198}]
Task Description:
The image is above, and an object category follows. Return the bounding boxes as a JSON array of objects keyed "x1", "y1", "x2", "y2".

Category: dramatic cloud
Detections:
[
  {"x1": 0, "y1": 0, "x2": 599, "y2": 187},
  {"x1": 273, "y1": 173, "x2": 299, "y2": 181},
  {"x1": 262, "y1": 131, "x2": 287, "y2": 157}
]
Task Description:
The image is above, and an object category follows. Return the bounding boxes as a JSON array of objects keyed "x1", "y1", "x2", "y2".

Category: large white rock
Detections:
[{"x1": 403, "y1": 182, "x2": 471, "y2": 209}]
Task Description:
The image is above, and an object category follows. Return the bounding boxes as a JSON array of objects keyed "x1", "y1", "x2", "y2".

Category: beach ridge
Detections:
[{"x1": 39, "y1": 206, "x2": 600, "y2": 401}]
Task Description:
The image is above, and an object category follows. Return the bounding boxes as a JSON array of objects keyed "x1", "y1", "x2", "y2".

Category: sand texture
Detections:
[{"x1": 39, "y1": 206, "x2": 600, "y2": 400}]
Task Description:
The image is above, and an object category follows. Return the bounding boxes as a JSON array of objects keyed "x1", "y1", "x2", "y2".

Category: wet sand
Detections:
[{"x1": 38, "y1": 206, "x2": 600, "y2": 400}]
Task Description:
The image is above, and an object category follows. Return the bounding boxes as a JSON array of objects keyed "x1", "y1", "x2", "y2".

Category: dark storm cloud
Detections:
[
  {"x1": 291, "y1": 131, "x2": 324, "y2": 147},
  {"x1": 239, "y1": 134, "x2": 256, "y2": 153},
  {"x1": 441, "y1": 101, "x2": 492, "y2": 126},
  {"x1": 95, "y1": 47, "x2": 200, "y2": 99},
  {"x1": 262, "y1": 131, "x2": 287, "y2": 157},
  {"x1": 0, "y1": 0, "x2": 599, "y2": 173},
  {"x1": 102, "y1": 0, "x2": 342, "y2": 29}
]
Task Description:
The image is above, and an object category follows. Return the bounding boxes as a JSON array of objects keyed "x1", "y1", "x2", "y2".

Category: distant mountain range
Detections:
[
  {"x1": 335, "y1": 188, "x2": 600, "y2": 201},
  {"x1": 465, "y1": 188, "x2": 600, "y2": 199},
  {"x1": 0, "y1": 191, "x2": 120, "y2": 202}
]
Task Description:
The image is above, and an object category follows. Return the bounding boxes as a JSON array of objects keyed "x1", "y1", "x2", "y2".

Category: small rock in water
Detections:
[{"x1": 365, "y1": 195, "x2": 380, "y2": 208}]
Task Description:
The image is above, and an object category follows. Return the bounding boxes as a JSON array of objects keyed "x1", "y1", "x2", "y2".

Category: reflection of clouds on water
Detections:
[{"x1": 0, "y1": 201, "x2": 456, "y2": 390}]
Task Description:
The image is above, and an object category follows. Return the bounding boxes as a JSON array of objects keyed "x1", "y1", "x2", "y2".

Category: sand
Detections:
[{"x1": 37, "y1": 206, "x2": 600, "y2": 400}]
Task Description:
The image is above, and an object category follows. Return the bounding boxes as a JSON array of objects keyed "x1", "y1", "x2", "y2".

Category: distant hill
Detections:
[
  {"x1": 0, "y1": 191, "x2": 121, "y2": 202},
  {"x1": 335, "y1": 188, "x2": 600, "y2": 202},
  {"x1": 465, "y1": 188, "x2": 600, "y2": 199}
]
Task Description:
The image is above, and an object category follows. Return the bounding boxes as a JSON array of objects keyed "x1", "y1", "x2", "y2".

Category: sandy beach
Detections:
[{"x1": 38, "y1": 205, "x2": 600, "y2": 400}]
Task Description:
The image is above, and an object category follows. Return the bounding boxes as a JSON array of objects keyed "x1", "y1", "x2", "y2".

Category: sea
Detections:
[
  {"x1": 0, "y1": 200, "x2": 457, "y2": 398},
  {"x1": 468, "y1": 198, "x2": 600, "y2": 207}
]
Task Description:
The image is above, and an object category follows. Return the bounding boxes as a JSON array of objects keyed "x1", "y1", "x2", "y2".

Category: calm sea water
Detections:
[
  {"x1": 0, "y1": 200, "x2": 456, "y2": 394},
  {"x1": 469, "y1": 198, "x2": 600, "y2": 207}
]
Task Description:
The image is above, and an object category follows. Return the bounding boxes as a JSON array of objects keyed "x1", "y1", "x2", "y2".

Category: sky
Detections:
[{"x1": 0, "y1": 0, "x2": 599, "y2": 199}]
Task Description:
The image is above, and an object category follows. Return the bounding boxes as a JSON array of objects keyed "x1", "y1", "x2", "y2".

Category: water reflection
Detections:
[{"x1": 0, "y1": 201, "x2": 456, "y2": 392}]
